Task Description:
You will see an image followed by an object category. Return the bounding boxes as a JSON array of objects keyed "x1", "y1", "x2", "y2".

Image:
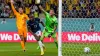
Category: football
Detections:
[
  {"x1": 37, "y1": 0, "x2": 40, "y2": 4},
  {"x1": 84, "y1": 47, "x2": 90, "y2": 53}
]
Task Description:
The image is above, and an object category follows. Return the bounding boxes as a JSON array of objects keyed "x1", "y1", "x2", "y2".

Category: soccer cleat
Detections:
[
  {"x1": 23, "y1": 48, "x2": 26, "y2": 52},
  {"x1": 40, "y1": 51, "x2": 44, "y2": 56},
  {"x1": 23, "y1": 49, "x2": 26, "y2": 52}
]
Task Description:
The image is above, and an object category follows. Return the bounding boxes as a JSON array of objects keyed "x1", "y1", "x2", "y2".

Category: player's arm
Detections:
[
  {"x1": 27, "y1": 22, "x2": 31, "y2": 32},
  {"x1": 27, "y1": 22, "x2": 35, "y2": 35},
  {"x1": 40, "y1": 20, "x2": 45, "y2": 27},
  {"x1": 27, "y1": 26, "x2": 32, "y2": 33},
  {"x1": 39, "y1": 5, "x2": 47, "y2": 15},
  {"x1": 10, "y1": 0, "x2": 18, "y2": 15},
  {"x1": 27, "y1": 26, "x2": 33, "y2": 34},
  {"x1": 54, "y1": 25, "x2": 57, "y2": 32},
  {"x1": 26, "y1": 15, "x2": 30, "y2": 20},
  {"x1": 53, "y1": 20, "x2": 58, "y2": 33}
]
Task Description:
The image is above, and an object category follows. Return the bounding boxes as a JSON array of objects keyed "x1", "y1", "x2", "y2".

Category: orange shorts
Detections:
[{"x1": 18, "y1": 28, "x2": 27, "y2": 38}]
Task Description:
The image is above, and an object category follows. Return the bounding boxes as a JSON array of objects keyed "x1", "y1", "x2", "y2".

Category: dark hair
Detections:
[
  {"x1": 50, "y1": 8, "x2": 54, "y2": 11},
  {"x1": 15, "y1": 6, "x2": 25, "y2": 13},
  {"x1": 18, "y1": 6, "x2": 24, "y2": 9}
]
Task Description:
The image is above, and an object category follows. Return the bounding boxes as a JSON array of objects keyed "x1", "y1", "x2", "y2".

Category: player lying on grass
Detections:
[
  {"x1": 11, "y1": 0, "x2": 29, "y2": 52},
  {"x1": 39, "y1": 5, "x2": 58, "y2": 56},
  {"x1": 27, "y1": 15, "x2": 45, "y2": 55}
]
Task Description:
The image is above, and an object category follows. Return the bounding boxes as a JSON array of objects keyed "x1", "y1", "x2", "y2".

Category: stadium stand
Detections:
[
  {"x1": 0, "y1": 0, "x2": 58, "y2": 18},
  {"x1": 62, "y1": 0, "x2": 100, "y2": 18}
]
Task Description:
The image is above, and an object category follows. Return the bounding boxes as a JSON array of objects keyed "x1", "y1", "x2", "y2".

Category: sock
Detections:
[
  {"x1": 54, "y1": 40, "x2": 58, "y2": 48},
  {"x1": 37, "y1": 41, "x2": 45, "y2": 49},
  {"x1": 37, "y1": 41, "x2": 41, "y2": 49},
  {"x1": 42, "y1": 43, "x2": 45, "y2": 47},
  {"x1": 24, "y1": 38, "x2": 26, "y2": 46},
  {"x1": 38, "y1": 41, "x2": 43, "y2": 52},
  {"x1": 21, "y1": 41, "x2": 25, "y2": 50}
]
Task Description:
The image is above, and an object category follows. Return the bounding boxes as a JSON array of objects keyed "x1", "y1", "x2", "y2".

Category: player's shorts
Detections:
[
  {"x1": 35, "y1": 30, "x2": 42, "y2": 36},
  {"x1": 18, "y1": 28, "x2": 27, "y2": 38},
  {"x1": 42, "y1": 29, "x2": 56, "y2": 38}
]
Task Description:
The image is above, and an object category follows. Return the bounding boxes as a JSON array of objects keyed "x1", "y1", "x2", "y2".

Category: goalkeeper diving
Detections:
[{"x1": 39, "y1": 5, "x2": 58, "y2": 56}]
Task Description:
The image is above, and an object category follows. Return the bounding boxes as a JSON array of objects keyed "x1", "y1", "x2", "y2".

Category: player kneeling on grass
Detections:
[
  {"x1": 39, "y1": 5, "x2": 58, "y2": 56},
  {"x1": 27, "y1": 15, "x2": 45, "y2": 55}
]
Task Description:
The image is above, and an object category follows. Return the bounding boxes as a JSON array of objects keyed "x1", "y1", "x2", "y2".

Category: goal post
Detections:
[{"x1": 58, "y1": 0, "x2": 62, "y2": 56}]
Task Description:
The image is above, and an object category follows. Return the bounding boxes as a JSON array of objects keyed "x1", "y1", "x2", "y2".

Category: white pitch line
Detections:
[{"x1": 0, "y1": 50, "x2": 22, "y2": 52}]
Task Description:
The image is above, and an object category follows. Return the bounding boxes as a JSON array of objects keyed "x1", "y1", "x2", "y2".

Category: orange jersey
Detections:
[{"x1": 11, "y1": 3, "x2": 29, "y2": 29}]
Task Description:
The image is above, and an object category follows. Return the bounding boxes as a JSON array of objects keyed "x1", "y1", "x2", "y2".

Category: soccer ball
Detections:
[
  {"x1": 84, "y1": 47, "x2": 90, "y2": 53},
  {"x1": 37, "y1": 0, "x2": 40, "y2": 4}
]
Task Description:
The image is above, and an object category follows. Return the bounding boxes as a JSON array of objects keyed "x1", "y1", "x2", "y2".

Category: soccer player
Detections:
[
  {"x1": 27, "y1": 15, "x2": 45, "y2": 55},
  {"x1": 39, "y1": 5, "x2": 58, "y2": 56},
  {"x1": 10, "y1": 0, "x2": 29, "y2": 51}
]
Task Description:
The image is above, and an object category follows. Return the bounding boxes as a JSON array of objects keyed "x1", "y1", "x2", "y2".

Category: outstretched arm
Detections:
[
  {"x1": 10, "y1": 0, "x2": 18, "y2": 15},
  {"x1": 39, "y1": 5, "x2": 46, "y2": 15}
]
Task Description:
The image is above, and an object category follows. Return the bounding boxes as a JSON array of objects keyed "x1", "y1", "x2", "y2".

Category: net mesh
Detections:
[
  {"x1": 62, "y1": 0, "x2": 100, "y2": 56},
  {"x1": 62, "y1": 18, "x2": 100, "y2": 56}
]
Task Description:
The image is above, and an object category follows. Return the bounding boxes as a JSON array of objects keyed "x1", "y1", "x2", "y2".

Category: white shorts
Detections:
[{"x1": 35, "y1": 30, "x2": 42, "y2": 36}]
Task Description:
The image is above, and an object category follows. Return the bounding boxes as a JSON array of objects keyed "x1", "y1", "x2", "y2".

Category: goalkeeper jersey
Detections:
[{"x1": 45, "y1": 12, "x2": 58, "y2": 32}]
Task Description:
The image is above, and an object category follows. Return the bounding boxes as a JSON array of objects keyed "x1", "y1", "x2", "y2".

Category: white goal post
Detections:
[{"x1": 58, "y1": 0, "x2": 62, "y2": 56}]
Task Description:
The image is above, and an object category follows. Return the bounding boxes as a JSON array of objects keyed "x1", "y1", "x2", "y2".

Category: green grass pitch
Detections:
[
  {"x1": 62, "y1": 43, "x2": 100, "y2": 56},
  {"x1": 0, "y1": 43, "x2": 57, "y2": 56}
]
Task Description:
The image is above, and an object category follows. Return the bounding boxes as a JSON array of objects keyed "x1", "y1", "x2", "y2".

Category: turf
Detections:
[
  {"x1": 62, "y1": 43, "x2": 100, "y2": 56},
  {"x1": 0, "y1": 43, "x2": 57, "y2": 56}
]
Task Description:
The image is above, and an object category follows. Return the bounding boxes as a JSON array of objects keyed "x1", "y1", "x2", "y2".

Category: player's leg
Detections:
[
  {"x1": 40, "y1": 29, "x2": 49, "y2": 41},
  {"x1": 52, "y1": 32, "x2": 58, "y2": 48},
  {"x1": 40, "y1": 30, "x2": 45, "y2": 41},
  {"x1": 18, "y1": 29, "x2": 25, "y2": 51},
  {"x1": 40, "y1": 30, "x2": 51, "y2": 51},
  {"x1": 20, "y1": 35, "x2": 26, "y2": 51},
  {"x1": 30, "y1": 30, "x2": 44, "y2": 55},
  {"x1": 23, "y1": 29, "x2": 27, "y2": 43},
  {"x1": 35, "y1": 31, "x2": 45, "y2": 50},
  {"x1": 23, "y1": 28, "x2": 29, "y2": 52},
  {"x1": 39, "y1": 29, "x2": 48, "y2": 56}
]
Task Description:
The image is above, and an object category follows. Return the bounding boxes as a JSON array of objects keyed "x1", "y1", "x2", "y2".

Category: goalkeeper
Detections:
[{"x1": 39, "y1": 5, "x2": 58, "y2": 56}]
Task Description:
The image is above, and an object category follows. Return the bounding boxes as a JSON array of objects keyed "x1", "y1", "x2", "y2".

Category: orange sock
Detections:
[{"x1": 21, "y1": 41, "x2": 25, "y2": 50}]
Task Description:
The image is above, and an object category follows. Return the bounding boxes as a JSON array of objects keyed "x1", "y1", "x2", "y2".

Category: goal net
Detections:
[{"x1": 62, "y1": 0, "x2": 100, "y2": 56}]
